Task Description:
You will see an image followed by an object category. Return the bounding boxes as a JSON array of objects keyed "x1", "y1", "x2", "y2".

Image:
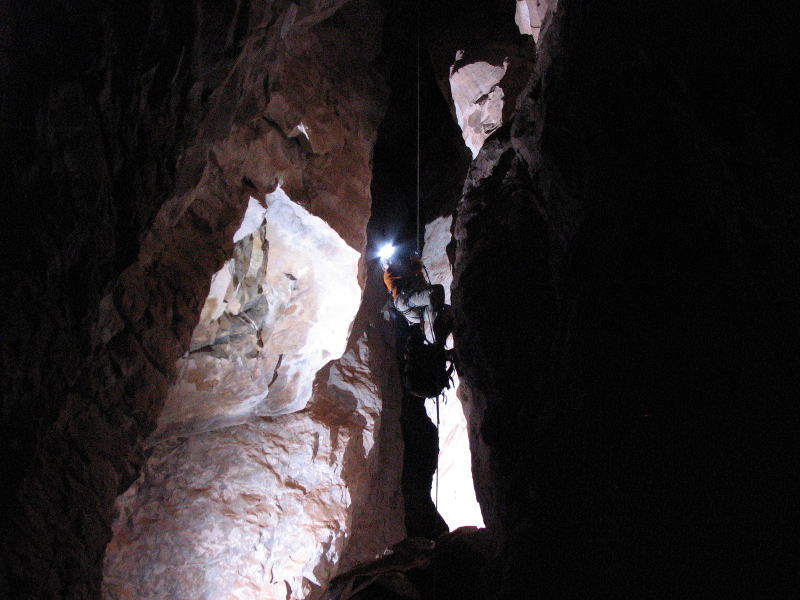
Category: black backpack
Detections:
[{"x1": 403, "y1": 333, "x2": 454, "y2": 398}]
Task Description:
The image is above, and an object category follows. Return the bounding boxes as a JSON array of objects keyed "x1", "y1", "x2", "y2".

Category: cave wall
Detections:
[
  {"x1": 1, "y1": 1, "x2": 395, "y2": 598},
  {"x1": 452, "y1": 0, "x2": 800, "y2": 596},
  {"x1": 103, "y1": 259, "x2": 406, "y2": 600},
  {"x1": 6, "y1": 0, "x2": 799, "y2": 597}
]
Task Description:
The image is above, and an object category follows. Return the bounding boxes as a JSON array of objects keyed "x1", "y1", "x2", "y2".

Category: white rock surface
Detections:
[
  {"x1": 515, "y1": 0, "x2": 558, "y2": 41},
  {"x1": 421, "y1": 216, "x2": 484, "y2": 530},
  {"x1": 153, "y1": 188, "x2": 361, "y2": 442},
  {"x1": 104, "y1": 280, "x2": 405, "y2": 600},
  {"x1": 104, "y1": 418, "x2": 347, "y2": 600},
  {"x1": 449, "y1": 60, "x2": 509, "y2": 158},
  {"x1": 96, "y1": 5, "x2": 400, "y2": 598}
]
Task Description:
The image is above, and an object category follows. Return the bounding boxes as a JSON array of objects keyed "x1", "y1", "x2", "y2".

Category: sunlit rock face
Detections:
[
  {"x1": 100, "y1": 1, "x2": 408, "y2": 593},
  {"x1": 449, "y1": 60, "x2": 508, "y2": 158},
  {"x1": 426, "y1": 5, "x2": 535, "y2": 159},
  {"x1": 420, "y1": 216, "x2": 483, "y2": 530},
  {"x1": 105, "y1": 420, "x2": 348, "y2": 600},
  {"x1": 104, "y1": 264, "x2": 406, "y2": 600},
  {"x1": 153, "y1": 189, "x2": 361, "y2": 442},
  {"x1": 514, "y1": 0, "x2": 558, "y2": 41}
]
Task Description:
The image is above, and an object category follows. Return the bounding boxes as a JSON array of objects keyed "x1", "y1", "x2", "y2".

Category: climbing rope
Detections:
[
  {"x1": 416, "y1": 3, "x2": 421, "y2": 254},
  {"x1": 435, "y1": 394, "x2": 440, "y2": 509},
  {"x1": 415, "y1": 4, "x2": 440, "y2": 520}
]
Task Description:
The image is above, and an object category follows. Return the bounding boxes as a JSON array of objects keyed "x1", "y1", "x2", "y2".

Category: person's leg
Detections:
[
  {"x1": 405, "y1": 285, "x2": 447, "y2": 342},
  {"x1": 406, "y1": 285, "x2": 444, "y2": 321},
  {"x1": 427, "y1": 285, "x2": 445, "y2": 336},
  {"x1": 433, "y1": 303, "x2": 454, "y2": 344},
  {"x1": 404, "y1": 288, "x2": 435, "y2": 340},
  {"x1": 394, "y1": 292, "x2": 423, "y2": 324}
]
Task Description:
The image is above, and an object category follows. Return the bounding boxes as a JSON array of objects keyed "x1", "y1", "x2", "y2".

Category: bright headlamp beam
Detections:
[{"x1": 378, "y1": 243, "x2": 395, "y2": 261}]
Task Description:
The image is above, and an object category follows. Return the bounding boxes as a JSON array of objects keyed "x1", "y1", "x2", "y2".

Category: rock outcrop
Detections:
[
  {"x1": 424, "y1": 2, "x2": 535, "y2": 159},
  {"x1": 2, "y1": 1, "x2": 397, "y2": 598},
  {"x1": 104, "y1": 263, "x2": 406, "y2": 600},
  {"x1": 153, "y1": 189, "x2": 362, "y2": 443},
  {"x1": 452, "y1": 0, "x2": 800, "y2": 596},
  {"x1": 5, "y1": 0, "x2": 799, "y2": 598},
  {"x1": 514, "y1": 0, "x2": 558, "y2": 41},
  {"x1": 420, "y1": 216, "x2": 483, "y2": 530}
]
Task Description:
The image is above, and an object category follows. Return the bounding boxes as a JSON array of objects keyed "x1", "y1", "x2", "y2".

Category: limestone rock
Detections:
[
  {"x1": 451, "y1": 0, "x2": 800, "y2": 595},
  {"x1": 449, "y1": 60, "x2": 508, "y2": 158},
  {"x1": 2, "y1": 1, "x2": 390, "y2": 598},
  {"x1": 104, "y1": 267, "x2": 406, "y2": 600},
  {"x1": 514, "y1": 0, "x2": 558, "y2": 42},
  {"x1": 153, "y1": 189, "x2": 361, "y2": 442},
  {"x1": 423, "y1": 2, "x2": 535, "y2": 158}
]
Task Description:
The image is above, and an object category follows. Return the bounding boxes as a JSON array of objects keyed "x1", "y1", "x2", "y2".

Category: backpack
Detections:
[{"x1": 403, "y1": 333, "x2": 454, "y2": 398}]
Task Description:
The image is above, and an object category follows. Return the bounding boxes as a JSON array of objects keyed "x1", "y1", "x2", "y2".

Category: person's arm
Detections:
[{"x1": 384, "y1": 266, "x2": 401, "y2": 298}]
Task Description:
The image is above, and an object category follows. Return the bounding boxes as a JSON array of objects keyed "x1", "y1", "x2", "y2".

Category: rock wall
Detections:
[
  {"x1": 153, "y1": 189, "x2": 362, "y2": 443},
  {"x1": 1, "y1": 1, "x2": 396, "y2": 598},
  {"x1": 452, "y1": 0, "x2": 800, "y2": 596},
  {"x1": 103, "y1": 262, "x2": 405, "y2": 600},
  {"x1": 8, "y1": 0, "x2": 797, "y2": 597},
  {"x1": 514, "y1": 0, "x2": 558, "y2": 42},
  {"x1": 424, "y1": 1, "x2": 535, "y2": 161}
]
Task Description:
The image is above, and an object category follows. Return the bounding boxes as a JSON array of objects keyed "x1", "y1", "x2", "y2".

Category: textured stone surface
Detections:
[
  {"x1": 104, "y1": 287, "x2": 406, "y2": 599},
  {"x1": 514, "y1": 0, "x2": 558, "y2": 41},
  {"x1": 424, "y1": 2, "x2": 535, "y2": 159},
  {"x1": 1, "y1": 1, "x2": 389, "y2": 598},
  {"x1": 153, "y1": 189, "x2": 361, "y2": 443},
  {"x1": 105, "y1": 420, "x2": 350, "y2": 600},
  {"x1": 449, "y1": 60, "x2": 508, "y2": 157}
]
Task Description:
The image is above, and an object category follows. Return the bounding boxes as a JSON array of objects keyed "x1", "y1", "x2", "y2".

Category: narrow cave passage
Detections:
[
  {"x1": 4, "y1": 0, "x2": 800, "y2": 598},
  {"x1": 365, "y1": 2, "x2": 483, "y2": 537},
  {"x1": 100, "y1": 3, "x2": 486, "y2": 599},
  {"x1": 2, "y1": 0, "x2": 542, "y2": 598}
]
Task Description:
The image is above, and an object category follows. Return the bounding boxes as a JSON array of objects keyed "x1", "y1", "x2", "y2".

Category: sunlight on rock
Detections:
[
  {"x1": 153, "y1": 188, "x2": 361, "y2": 441},
  {"x1": 104, "y1": 417, "x2": 350, "y2": 600},
  {"x1": 449, "y1": 60, "x2": 508, "y2": 157},
  {"x1": 422, "y1": 216, "x2": 484, "y2": 529},
  {"x1": 515, "y1": 0, "x2": 558, "y2": 42}
]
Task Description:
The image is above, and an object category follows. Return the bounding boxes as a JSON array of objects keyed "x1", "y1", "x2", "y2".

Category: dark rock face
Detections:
[
  {"x1": 453, "y1": 0, "x2": 800, "y2": 596},
  {"x1": 327, "y1": 528, "x2": 495, "y2": 600}
]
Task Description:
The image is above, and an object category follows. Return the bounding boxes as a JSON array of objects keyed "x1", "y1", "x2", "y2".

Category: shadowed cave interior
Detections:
[{"x1": 2, "y1": 0, "x2": 800, "y2": 599}]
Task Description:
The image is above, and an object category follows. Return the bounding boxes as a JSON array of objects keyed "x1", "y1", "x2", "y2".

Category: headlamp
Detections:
[{"x1": 378, "y1": 243, "x2": 395, "y2": 261}]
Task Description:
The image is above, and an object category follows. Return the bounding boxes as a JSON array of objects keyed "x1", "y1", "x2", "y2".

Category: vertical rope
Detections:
[
  {"x1": 435, "y1": 395, "x2": 440, "y2": 509},
  {"x1": 416, "y1": 4, "x2": 421, "y2": 253}
]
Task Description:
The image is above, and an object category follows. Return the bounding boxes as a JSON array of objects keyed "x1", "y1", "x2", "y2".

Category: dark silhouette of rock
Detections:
[{"x1": 452, "y1": 0, "x2": 800, "y2": 596}]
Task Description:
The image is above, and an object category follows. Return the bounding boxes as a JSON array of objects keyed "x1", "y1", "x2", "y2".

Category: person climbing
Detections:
[
  {"x1": 380, "y1": 245, "x2": 452, "y2": 345},
  {"x1": 380, "y1": 244, "x2": 455, "y2": 399}
]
